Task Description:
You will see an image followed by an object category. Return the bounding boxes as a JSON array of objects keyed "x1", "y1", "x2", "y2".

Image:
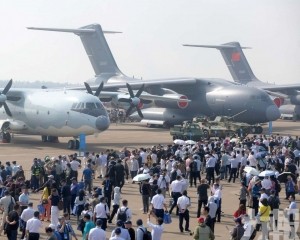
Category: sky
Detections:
[{"x1": 0, "y1": 0, "x2": 299, "y2": 86}]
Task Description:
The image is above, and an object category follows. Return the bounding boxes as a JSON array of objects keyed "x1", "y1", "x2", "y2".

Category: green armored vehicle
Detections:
[
  {"x1": 170, "y1": 121, "x2": 204, "y2": 141},
  {"x1": 193, "y1": 116, "x2": 263, "y2": 139}
]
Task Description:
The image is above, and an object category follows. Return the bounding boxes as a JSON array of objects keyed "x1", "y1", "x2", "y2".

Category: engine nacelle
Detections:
[
  {"x1": 0, "y1": 120, "x2": 27, "y2": 131},
  {"x1": 270, "y1": 96, "x2": 284, "y2": 107},
  {"x1": 154, "y1": 94, "x2": 189, "y2": 109},
  {"x1": 290, "y1": 95, "x2": 300, "y2": 105}
]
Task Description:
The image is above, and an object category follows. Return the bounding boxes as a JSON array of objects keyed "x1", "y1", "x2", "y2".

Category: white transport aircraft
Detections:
[{"x1": 0, "y1": 80, "x2": 110, "y2": 149}]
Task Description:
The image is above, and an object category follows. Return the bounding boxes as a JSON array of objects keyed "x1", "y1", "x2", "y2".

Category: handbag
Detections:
[
  {"x1": 163, "y1": 211, "x2": 172, "y2": 224},
  {"x1": 58, "y1": 200, "x2": 63, "y2": 211}
]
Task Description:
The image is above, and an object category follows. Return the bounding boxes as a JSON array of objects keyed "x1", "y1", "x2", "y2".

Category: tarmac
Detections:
[{"x1": 0, "y1": 119, "x2": 299, "y2": 240}]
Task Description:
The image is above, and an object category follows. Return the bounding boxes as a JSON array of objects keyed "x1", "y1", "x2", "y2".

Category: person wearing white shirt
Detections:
[
  {"x1": 94, "y1": 197, "x2": 110, "y2": 231},
  {"x1": 207, "y1": 196, "x2": 218, "y2": 232},
  {"x1": 150, "y1": 189, "x2": 167, "y2": 219},
  {"x1": 116, "y1": 200, "x2": 132, "y2": 222},
  {"x1": 20, "y1": 202, "x2": 35, "y2": 239},
  {"x1": 99, "y1": 153, "x2": 108, "y2": 178},
  {"x1": 157, "y1": 170, "x2": 170, "y2": 197},
  {"x1": 136, "y1": 219, "x2": 147, "y2": 240},
  {"x1": 25, "y1": 211, "x2": 43, "y2": 240},
  {"x1": 228, "y1": 155, "x2": 239, "y2": 183},
  {"x1": 206, "y1": 155, "x2": 216, "y2": 184},
  {"x1": 169, "y1": 175, "x2": 183, "y2": 215},
  {"x1": 70, "y1": 159, "x2": 81, "y2": 180},
  {"x1": 261, "y1": 177, "x2": 272, "y2": 194},
  {"x1": 110, "y1": 221, "x2": 131, "y2": 240},
  {"x1": 140, "y1": 149, "x2": 148, "y2": 164},
  {"x1": 248, "y1": 152, "x2": 257, "y2": 168},
  {"x1": 177, "y1": 190, "x2": 191, "y2": 232},
  {"x1": 147, "y1": 212, "x2": 164, "y2": 240},
  {"x1": 88, "y1": 219, "x2": 106, "y2": 240}
]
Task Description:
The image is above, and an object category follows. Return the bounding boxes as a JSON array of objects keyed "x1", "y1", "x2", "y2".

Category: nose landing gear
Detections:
[{"x1": 67, "y1": 139, "x2": 80, "y2": 149}]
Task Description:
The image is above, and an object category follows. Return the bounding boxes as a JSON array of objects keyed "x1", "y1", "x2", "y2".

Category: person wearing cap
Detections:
[
  {"x1": 25, "y1": 211, "x2": 43, "y2": 240},
  {"x1": 110, "y1": 220, "x2": 130, "y2": 240},
  {"x1": 193, "y1": 217, "x2": 214, "y2": 240},
  {"x1": 20, "y1": 202, "x2": 35, "y2": 239},
  {"x1": 88, "y1": 219, "x2": 105, "y2": 240},
  {"x1": 124, "y1": 220, "x2": 135, "y2": 240},
  {"x1": 229, "y1": 217, "x2": 244, "y2": 240}
]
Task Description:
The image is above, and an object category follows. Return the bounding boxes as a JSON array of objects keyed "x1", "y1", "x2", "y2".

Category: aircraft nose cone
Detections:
[
  {"x1": 95, "y1": 116, "x2": 110, "y2": 131},
  {"x1": 266, "y1": 105, "x2": 280, "y2": 121}
]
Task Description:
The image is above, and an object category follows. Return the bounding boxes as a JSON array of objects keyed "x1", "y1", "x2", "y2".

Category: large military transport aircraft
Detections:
[
  {"x1": 183, "y1": 42, "x2": 300, "y2": 119},
  {"x1": 0, "y1": 80, "x2": 110, "y2": 148},
  {"x1": 28, "y1": 24, "x2": 280, "y2": 126}
]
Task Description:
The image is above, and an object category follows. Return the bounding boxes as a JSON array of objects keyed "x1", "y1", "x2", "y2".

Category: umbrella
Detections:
[
  {"x1": 132, "y1": 173, "x2": 151, "y2": 182},
  {"x1": 185, "y1": 140, "x2": 196, "y2": 145},
  {"x1": 277, "y1": 172, "x2": 297, "y2": 183},
  {"x1": 173, "y1": 139, "x2": 185, "y2": 145},
  {"x1": 258, "y1": 170, "x2": 275, "y2": 177},
  {"x1": 244, "y1": 166, "x2": 259, "y2": 176}
]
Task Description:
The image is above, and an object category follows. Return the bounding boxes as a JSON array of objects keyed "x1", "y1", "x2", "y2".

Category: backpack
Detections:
[
  {"x1": 140, "y1": 227, "x2": 152, "y2": 240},
  {"x1": 170, "y1": 170, "x2": 177, "y2": 182},
  {"x1": 192, "y1": 161, "x2": 198, "y2": 172},
  {"x1": 117, "y1": 207, "x2": 128, "y2": 222}
]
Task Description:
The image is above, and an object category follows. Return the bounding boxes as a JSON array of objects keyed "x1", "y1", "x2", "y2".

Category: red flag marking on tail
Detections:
[{"x1": 231, "y1": 52, "x2": 240, "y2": 62}]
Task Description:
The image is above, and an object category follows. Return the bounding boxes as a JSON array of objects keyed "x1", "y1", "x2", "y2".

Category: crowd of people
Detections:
[{"x1": 0, "y1": 134, "x2": 299, "y2": 240}]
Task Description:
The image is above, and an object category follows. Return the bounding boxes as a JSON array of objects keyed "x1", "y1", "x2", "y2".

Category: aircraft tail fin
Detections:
[
  {"x1": 183, "y1": 42, "x2": 259, "y2": 84},
  {"x1": 28, "y1": 24, "x2": 124, "y2": 79}
]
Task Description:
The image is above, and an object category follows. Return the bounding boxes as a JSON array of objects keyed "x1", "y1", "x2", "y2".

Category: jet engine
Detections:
[
  {"x1": 154, "y1": 94, "x2": 189, "y2": 109},
  {"x1": 0, "y1": 120, "x2": 27, "y2": 132},
  {"x1": 270, "y1": 96, "x2": 284, "y2": 108}
]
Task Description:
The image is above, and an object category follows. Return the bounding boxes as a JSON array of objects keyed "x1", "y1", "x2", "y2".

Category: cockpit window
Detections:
[{"x1": 86, "y1": 102, "x2": 96, "y2": 109}]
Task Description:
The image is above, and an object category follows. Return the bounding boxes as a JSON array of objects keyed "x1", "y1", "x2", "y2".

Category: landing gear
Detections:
[
  {"x1": 67, "y1": 139, "x2": 80, "y2": 149},
  {"x1": 2, "y1": 132, "x2": 11, "y2": 143},
  {"x1": 41, "y1": 136, "x2": 59, "y2": 143}
]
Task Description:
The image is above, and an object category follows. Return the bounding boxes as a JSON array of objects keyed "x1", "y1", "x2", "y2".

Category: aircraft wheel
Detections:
[
  {"x1": 68, "y1": 140, "x2": 75, "y2": 149},
  {"x1": 256, "y1": 126, "x2": 263, "y2": 134},
  {"x1": 203, "y1": 130, "x2": 209, "y2": 139},
  {"x1": 250, "y1": 127, "x2": 256, "y2": 134},
  {"x1": 75, "y1": 140, "x2": 80, "y2": 149},
  {"x1": 3, "y1": 132, "x2": 11, "y2": 143}
]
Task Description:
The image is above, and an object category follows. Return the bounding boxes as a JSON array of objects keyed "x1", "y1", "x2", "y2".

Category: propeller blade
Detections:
[
  {"x1": 126, "y1": 105, "x2": 134, "y2": 117},
  {"x1": 135, "y1": 84, "x2": 145, "y2": 98},
  {"x1": 2, "y1": 79, "x2": 12, "y2": 95},
  {"x1": 84, "y1": 82, "x2": 93, "y2": 95},
  {"x1": 126, "y1": 83, "x2": 135, "y2": 98},
  {"x1": 137, "y1": 108, "x2": 144, "y2": 118},
  {"x1": 118, "y1": 98, "x2": 132, "y2": 103},
  {"x1": 94, "y1": 82, "x2": 104, "y2": 97},
  {"x1": 3, "y1": 102, "x2": 12, "y2": 117}
]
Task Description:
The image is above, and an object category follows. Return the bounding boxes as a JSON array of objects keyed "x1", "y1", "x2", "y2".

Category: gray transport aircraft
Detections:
[
  {"x1": 183, "y1": 42, "x2": 300, "y2": 119},
  {"x1": 0, "y1": 80, "x2": 110, "y2": 148},
  {"x1": 28, "y1": 24, "x2": 280, "y2": 126}
]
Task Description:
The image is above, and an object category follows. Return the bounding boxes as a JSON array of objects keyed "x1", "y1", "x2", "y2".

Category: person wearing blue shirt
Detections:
[{"x1": 82, "y1": 164, "x2": 93, "y2": 195}]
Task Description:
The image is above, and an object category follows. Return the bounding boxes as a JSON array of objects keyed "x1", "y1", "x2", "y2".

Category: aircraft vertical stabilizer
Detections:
[
  {"x1": 28, "y1": 24, "x2": 124, "y2": 81},
  {"x1": 183, "y1": 42, "x2": 259, "y2": 84}
]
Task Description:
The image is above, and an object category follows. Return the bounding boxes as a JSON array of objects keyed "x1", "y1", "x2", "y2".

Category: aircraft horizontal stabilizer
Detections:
[
  {"x1": 27, "y1": 27, "x2": 121, "y2": 35},
  {"x1": 183, "y1": 44, "x2": 251, "y2": 49}
]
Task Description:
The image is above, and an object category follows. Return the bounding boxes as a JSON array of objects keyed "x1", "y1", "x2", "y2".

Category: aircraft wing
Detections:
[
  {"x1": 87, "y1": 90, "x2": 190, "y2": 103},
  {"x1": 259, "y1": 84, "x2": 300, "y2": 92}
]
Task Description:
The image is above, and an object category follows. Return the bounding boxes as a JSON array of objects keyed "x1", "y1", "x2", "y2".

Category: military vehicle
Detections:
[
  {"x1": 170, "y1": 121, "x2": 204, "y2": 141},
  {"x1": 193, "y1": 115, "x2": 263, "y2": 139}
]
